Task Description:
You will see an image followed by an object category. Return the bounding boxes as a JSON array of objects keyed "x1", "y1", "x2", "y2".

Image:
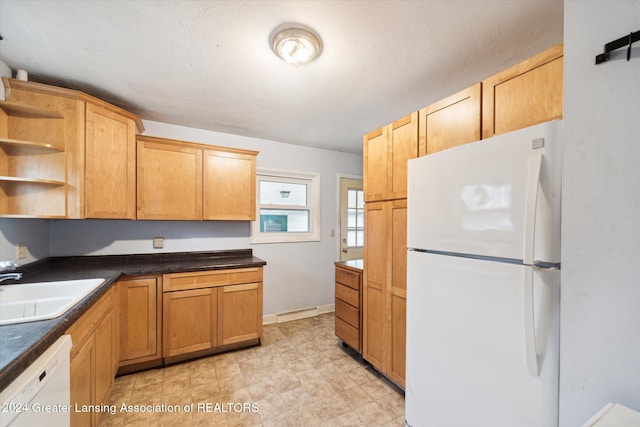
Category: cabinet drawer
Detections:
[
  {"x1": 163, "y1": 268, "x2": 262, "y2": 292},
  {"x1": 335, "y1": 299, "x2": 359, "y2": 329},
  {"x1": 336, "y1": 317, "x2": 360, "y2": 352},
  {"x1": 335, "y1": 267, "x2": 361, "y2": 290},
  {"x1": 336, "y1": 283, "x2": 359, "y2": 308}
]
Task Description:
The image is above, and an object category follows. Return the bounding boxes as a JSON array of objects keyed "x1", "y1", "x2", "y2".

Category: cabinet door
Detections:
[
  {"x1": 218, "y1": 282, "x2": 263, "y2": 345},
  {"x1": 94, "y1": 310, "x2": 114, "y2": 408},
  {"x1": 363, "y1": 201, "x2": 388, "y2": 371},
  {"x1": 203, "y1": 149, "x2": 256, "y2": 220},
  {"x1": 163, "y1": 288, "x2": 217, "y2": 357},
  {"x1": 388, "y1": 200, "x2": 407, "y2": 387},
  {"x1": 388, "y1": 113, "x2": 418, "y2": 199},
  {"x1": 85, "y1": 103, "x2": 136, "y2": 219},
  {"x1": 137, "y1": 137, "x2": 202, "y2": 220},
  {"x1": 118, "y1": 277, "x2": 161, "y2": 363},
  {"x1": 70, "y1": 337, "x2": 93, "y2": 427},
  {"x1": 363, "y1": 127, "x2": 388, "y2": 202},
  {"x1": 418, "y1": 83, "x2": 482, "y2": 156},
  {"x1": 482, "y1": 44, "x2": 563, "y2": 139}
]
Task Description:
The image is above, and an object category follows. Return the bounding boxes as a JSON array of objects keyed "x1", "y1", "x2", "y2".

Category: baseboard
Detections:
[{"x1": 263, "y1": 303, "x2": 335, "y2": 325}]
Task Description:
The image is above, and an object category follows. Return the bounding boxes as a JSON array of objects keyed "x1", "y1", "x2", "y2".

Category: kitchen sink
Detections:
[{"x1": 0, "y1": 278, "x2": 105, "y2": 325}]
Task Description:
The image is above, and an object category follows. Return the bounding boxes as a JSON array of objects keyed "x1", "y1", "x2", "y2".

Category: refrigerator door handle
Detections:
[
  {"x1": 523, "y1": 268, "x2": 540, "y2": 376},
  {"x1": 523, "y1": 153, "x2": 543, "y2": 265}
]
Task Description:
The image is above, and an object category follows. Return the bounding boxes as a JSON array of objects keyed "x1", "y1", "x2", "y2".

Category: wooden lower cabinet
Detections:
[
  {"x1": 163, "y1": 287, "x2": 218, "y2": 357},
  {"x1": 162, "y1": 267, "x2": 263, "y2": 360},
  {"x1": 363, "y1": 199, "x2": 407, "y2": 388},
  {"x1": 334, "y1": 261, "x2": 363, "y2": 353},
  {"x1": 218, "y1": 282, "x2": 263, "y2": 346},
  {"x1": 117, "y1": 276, "x2": 162, "y2": 367},
  {"x1": 67, "y1": 288, "x2": 116, "y2": 427},
  {"x1": 70, "y1": 338, "x2": 93, "y2": 427}
]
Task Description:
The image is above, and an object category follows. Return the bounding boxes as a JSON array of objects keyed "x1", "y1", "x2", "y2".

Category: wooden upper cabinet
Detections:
[
  {"x1": 137, "y1": 136, "x2": 203, "y2": 220},
  {"x1": 85, "y1": 103, "x2": 136, "y2": 219},
  {"x1": 388, "y1": 113, "x2": 418, "y2": 199},
  {"x1": 137, "y1": 135, "x2": 258, "y2": 221},
  {"x1": 363, "y1": 127, "x2": 387, "y2": 202},
  {"x1": 1, "y1": 78, "x2": 143, "y2": 219},
  {"x1": 363, "y1": 112, "x2": 418, "y2": 202},
  {"x1": 203, "y1": 148, "x2": 256, "y2": 220},
  {"x1": 482, "y1": 44, "x2": 563, "y2": 139},
  {"x1": 418, "y1": 83, "x2": 482, "y2": 156}
]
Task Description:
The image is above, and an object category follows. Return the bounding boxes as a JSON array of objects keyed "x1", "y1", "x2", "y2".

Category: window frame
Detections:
[{"x1": 250, "y1": 168, "x2": 321, "y2": 244}]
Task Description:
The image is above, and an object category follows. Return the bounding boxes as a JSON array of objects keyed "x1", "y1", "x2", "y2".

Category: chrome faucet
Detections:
[{"x1": 0, "y1": 272, "x2": 22, "y2": 283}]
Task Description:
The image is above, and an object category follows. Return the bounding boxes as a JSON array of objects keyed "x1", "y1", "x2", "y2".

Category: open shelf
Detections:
[
  {"x1": 0, "y1": 175, "x2": 66, "y2": 186},
  {"x1": 0, "y1": 100, "x2": 63, "y2": 119},
  {"x1": 0, "y1": 137, "x2": 64, "y2": 152}
]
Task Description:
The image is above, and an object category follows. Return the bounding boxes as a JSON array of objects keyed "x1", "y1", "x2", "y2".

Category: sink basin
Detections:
[{"x1": 0, "y1": 278, "x2": 105, "y2": 325}]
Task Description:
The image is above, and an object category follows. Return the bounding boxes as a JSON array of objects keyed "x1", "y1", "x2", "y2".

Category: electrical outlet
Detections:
[
  {"x1": 17, "y1": 243, "x2": 27, "y2": 259},
  {"x1": 153, "y1": 237, "x2": 164, "y2": 249}
]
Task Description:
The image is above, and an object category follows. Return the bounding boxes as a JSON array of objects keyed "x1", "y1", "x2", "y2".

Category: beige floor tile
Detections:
[
  {"x1": 101, "y1": 313, "x2": 405, "y2": 426},
  {"x1": 324, "y1": 411, "x2": 367, "y2": 427},
  {"x1": 354, "y1": 401, "x2": 395, "y2": 426},
  {"x1": 327, "y1": 371, "x2": 358, "y2": 391}
]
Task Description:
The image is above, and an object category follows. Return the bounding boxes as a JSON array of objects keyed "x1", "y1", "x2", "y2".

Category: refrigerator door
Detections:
[
  {"x1": 407, "y1": 120, "x2": 562, "y2": 264},
  {"x1": 405, "y1": 251, "x2": 559, "y2": 427}
]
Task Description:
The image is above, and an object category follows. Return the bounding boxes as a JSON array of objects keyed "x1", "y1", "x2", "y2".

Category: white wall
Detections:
[
  {"x1": 0, "y1": 218, "x2": 50, "y2": 265},
  {"x1": 48, "y1": 121, "x2": 362, "y2": 317},
  {"x1": 561, "y1": 1, "x2": 640, "y2": 425}
]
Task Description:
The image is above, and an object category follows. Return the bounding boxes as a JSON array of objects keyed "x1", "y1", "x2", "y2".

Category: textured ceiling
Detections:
[{"x1": 0, "y1": 0, "x2": 563, "y2": 154}]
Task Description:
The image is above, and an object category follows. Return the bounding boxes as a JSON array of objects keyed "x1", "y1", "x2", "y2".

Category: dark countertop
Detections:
[
  {"x1": 0, "y1": 249, "x2": 266, "y2": 392},
  {"x1": 335, "y1": 258, "x2": 363, "y2": 271}
]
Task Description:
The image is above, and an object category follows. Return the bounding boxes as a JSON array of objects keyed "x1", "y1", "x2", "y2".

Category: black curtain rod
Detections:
[{"x1": 595, "y1": 30, "x2": 640, "y2": 64}]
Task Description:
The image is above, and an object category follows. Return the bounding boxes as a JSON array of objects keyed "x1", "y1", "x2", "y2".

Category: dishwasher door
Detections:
[{"x1": 0, "y1": 335, "x2": 72, "y2": 427}]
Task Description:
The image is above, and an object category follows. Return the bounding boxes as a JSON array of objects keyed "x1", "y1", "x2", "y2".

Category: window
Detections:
[
  {"x1": 347, "y1": 188, "x2": 364, "y2": 248},
  {"x1": 250, "y1": 168, "x2": 320, "y2": 243}
]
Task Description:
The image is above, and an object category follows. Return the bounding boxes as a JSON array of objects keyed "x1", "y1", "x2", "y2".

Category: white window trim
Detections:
[{"x1": 250, "y1": 168, "x2": 321, "y2": 244}]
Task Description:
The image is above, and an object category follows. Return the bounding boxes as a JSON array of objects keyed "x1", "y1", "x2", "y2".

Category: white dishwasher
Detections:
[{"x1": 0, "y1": 335, "x2": 72, "y2": 427}]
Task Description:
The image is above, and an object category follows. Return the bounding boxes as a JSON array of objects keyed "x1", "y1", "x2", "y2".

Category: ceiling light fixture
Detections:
[{"x1": 270, "y1": 25, "x2": 322, "y2": 65}]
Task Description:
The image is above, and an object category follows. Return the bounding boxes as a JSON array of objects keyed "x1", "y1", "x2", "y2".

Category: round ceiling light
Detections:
[{"x1": 270, "y1": 26, "x2": 322, "y2": 65}]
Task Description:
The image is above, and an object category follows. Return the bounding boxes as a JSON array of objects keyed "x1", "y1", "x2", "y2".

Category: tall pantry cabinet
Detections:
[
  {"x1": 362, "y1": 112, "x2": 417, "y2": 388},
  {"x1": 361, "y1": 44, "x2": 563, "y2": 389}
]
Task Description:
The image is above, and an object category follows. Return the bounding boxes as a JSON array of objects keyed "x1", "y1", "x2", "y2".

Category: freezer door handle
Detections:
[
  {"x1": 523, "y1": 153, "x2": 542, "y2": 265},
  {"x1": 523, "y1": 268, "x2": 540, "y2": 376}
]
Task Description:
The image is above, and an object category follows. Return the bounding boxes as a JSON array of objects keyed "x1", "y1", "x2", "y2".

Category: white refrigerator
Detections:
[{"x1": 405, "y1": 120, "x2": 562, "y2": 427}]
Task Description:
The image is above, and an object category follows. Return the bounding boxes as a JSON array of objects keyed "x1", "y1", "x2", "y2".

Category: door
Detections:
[
  {"x1": 339, "y1": 177, "x2": 364, "y2": 261},
  {"x1": 363, "y1": 201, "x2": 387, "y2": 371},
  {"x1": 388, "y1": 199, "x2": 407, "y2": 387},
  {"x1": 203, "y1": 149, "x2": 256, "y2": 220},
  {"x1": 163, "y1": 288, "x2": 217, "y2": 357},
  {"x1": 136, "y1": 137, "x2": 203, "y2": 220},
  {"x1": 118, "y1": 277, "x2": 160, "y2": 362},
  {"x1": 405, "y1": 251, "x2": 559, "y2": 427},
  {"x1": 217, "y1": 282, "x2": 262, "y2": 345},
  {"x1": 85, "y1": 103, "x2": 136, "y2": 219},
  {"x1": 418, "y1": 83, "x2": 481, "y2": 156}
]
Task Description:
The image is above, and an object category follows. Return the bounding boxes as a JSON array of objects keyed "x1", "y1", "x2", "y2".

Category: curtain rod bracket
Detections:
[{"x1": 595, "y1": 29, "x2": 639, "y2": 64}]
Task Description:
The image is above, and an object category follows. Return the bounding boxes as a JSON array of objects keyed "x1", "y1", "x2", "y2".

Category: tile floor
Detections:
[{"x1": 99, "y1": 313, "x2": 405, "y2": 426}]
